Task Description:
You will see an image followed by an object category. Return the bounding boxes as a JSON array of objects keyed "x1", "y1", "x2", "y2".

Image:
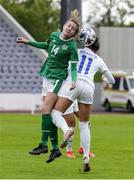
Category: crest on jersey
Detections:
[
  {"x1": 52, "y1": 39, "x2": 56, "y2": 43},
  {"x1": 62, "y1": 44, "x2": 68, "y2": 50}
]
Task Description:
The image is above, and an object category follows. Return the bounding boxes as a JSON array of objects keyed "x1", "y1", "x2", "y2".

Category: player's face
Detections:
[{"x1": 62, "y1": 21, "x2": 78, "y2": 39}]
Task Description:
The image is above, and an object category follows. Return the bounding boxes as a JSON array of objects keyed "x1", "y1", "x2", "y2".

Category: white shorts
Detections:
[
  {"x1": 42, "y1": 78, "x2": 48, "y2": 96},
  {"x1": 58, "y1": 78, "x2": 94, "y2": 104},
  {"x1": 42, "y1": 78, "x2": 79, "y2": 114},
  {"x1": 42, "y1": 77, "x2": 63, "y2": 96},
  {"x1": 63, "y1": 100, "x2": 79, "y2": 115}
]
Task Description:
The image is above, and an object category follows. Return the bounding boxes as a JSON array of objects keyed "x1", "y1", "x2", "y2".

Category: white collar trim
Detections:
[{"x1": 60, "y1": 34, "x2": 73, "y2": 41}]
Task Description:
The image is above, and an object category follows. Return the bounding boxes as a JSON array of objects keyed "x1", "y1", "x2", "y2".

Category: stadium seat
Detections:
[{"x1": 0, "y1": 18, "x2": 42, "y2": 93}]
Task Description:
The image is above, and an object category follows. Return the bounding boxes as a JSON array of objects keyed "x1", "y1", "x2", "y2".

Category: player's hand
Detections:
[
  {"x1": 16, "y1": 37, "x2": 28, "y2": 44},
  {"x1": 101, "y1": 75, "x2": 108, "y2": 82},
  {"x1": 101, "y1": 75, "x2": 109, "y2": 89},
  {"x1": 70, "y1": 81, "x2": 76, "y2": 90}
]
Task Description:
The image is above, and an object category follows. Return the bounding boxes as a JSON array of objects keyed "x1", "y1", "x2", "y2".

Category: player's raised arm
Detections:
[{"x1": 16, "y1": 36, "x2": 49, "y2": 49}]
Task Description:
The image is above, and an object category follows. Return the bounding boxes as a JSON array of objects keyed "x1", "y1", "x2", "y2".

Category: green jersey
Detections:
[{"x1": 27, "y1": 32, "x2": 78, "y2": 80}]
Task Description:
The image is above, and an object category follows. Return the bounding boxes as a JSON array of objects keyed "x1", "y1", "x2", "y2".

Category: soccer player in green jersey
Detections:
[{"x1": 16, "y1": 9, "x2": 80, "y2": 163}]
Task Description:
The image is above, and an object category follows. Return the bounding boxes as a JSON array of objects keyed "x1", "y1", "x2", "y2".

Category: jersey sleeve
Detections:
[
  {"x1": 70, "y1": 41, "x2": 78, "y2": 82},
  {"x1": 70, "y1": 41, "x2": 78, "y2": 63},
  {"x1": 70, "y1": 62, "x2": 77, "y2": 82},
  {"x1": 99, "y1": 58, "x2": 109, "y2": 73},
  {"x1": 27, "y1": 34, "x2": 52, "y2": 50},
  {"x1": 99, "y1": 58, "x2": 115, "y2": 84},
  {"x1": 103, "y1": 70, "x2": 115, "y2": 84}
]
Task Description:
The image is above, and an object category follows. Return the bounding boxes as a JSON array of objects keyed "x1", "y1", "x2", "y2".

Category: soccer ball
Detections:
[{"x1": 79, "y1": 27, "x2": 96, "y2": 47}]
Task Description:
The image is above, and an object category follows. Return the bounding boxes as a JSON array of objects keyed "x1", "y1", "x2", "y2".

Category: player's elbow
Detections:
[{"x1": 110, "y1": 77, "x2": 115, "y2": 84}]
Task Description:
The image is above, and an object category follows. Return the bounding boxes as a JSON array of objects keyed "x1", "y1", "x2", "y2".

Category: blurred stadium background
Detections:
[
  {"x1": 0, "y1": 0, "x2": 134, "y2": 112},
  {"x1": 0, "y1": 0, "x2": 133, "y2": 112},
  {"x1": 0, "y1": 4, "x2": 46, "y2": 112}
]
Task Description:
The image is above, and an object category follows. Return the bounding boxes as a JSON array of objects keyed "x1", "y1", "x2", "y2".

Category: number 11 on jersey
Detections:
[{"x1": 78, "y1": 55, "x2": 93, "y2": 74}]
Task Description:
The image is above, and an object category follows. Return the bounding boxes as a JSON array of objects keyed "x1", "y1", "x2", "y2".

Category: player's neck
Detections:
[{"x1": 60, "y1": 33, "x2": 73, "y2": 41}]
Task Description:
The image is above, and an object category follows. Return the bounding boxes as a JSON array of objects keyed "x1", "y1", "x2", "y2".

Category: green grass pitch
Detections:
[{"x1": 0, "y1": 113, "x2": 134, "y2": 179}]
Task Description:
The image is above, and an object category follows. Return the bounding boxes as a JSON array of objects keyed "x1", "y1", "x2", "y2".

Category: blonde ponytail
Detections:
[{"x1": 67, "y1": 9, "x2": 81, "y2": 37}]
